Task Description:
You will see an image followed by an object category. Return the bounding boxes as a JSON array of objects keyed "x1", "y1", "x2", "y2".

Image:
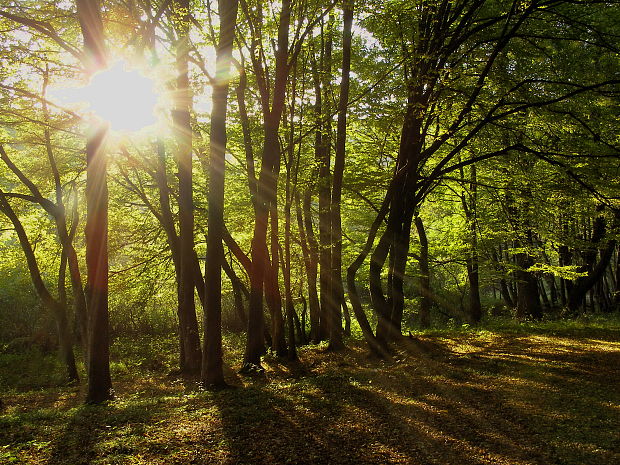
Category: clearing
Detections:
[{"x1": 1, "y1": 322, "x2": 619, "y2": 465}]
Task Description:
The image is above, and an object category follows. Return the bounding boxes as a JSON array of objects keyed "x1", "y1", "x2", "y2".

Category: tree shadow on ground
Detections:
[
  {"x1": 45, "y1": 399, "x2": 166, "y2": 465},
  {"x1": 3, "y1": 331, "x2": 618, "y2": 465},
  {"x1": 207, "y1": 333, "x2": 619, "y2": 465}
]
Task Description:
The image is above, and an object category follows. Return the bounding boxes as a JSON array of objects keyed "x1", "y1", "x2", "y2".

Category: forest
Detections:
[{"x1": 1, "y1": 0, "x2": 619, "y2": 464}]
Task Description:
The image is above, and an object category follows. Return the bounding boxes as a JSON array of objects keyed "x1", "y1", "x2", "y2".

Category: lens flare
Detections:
[{"x1": 55, "y1": 61, "x2": 159, "y2": 132}]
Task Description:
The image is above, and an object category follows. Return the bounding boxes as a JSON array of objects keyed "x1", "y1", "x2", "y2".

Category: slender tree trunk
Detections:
[
  {"x1": 0, "y1": 134, "x2": 88, "y2": 361},
  {"x1": 342, "y1": 299, "x2": 351, "y2": 335},
  {"x1": 173, "y1": 0, "x2": 202, "y2": 373},
  {"x1": 297, "y1": 190, "x2": 320, "y2": 343},
  {"x1": 284, "y1": 160, "x2": 297, "y2": 360},
  {"x1": 415, "y1": 216, "x2": 431, "y2": 329},
  {"x1": 153, "y1": 140, "x2": 193, "y2": 365},
  {"x1": 235, "y1": 67, "x2": 258, "y2": 203},
  {"x1": 243, "y1": 0, "x2": 292, "y2": 367},
  {"x1": 388, "y1": 212, "x2": 413, "y2": 338},
  {"x1": 558, "y1": 216, "x2": 574, "y2": 307},
  {"x1": 547, "y1": 275, "x2": 558, "y2": 308},
  {"x1": 244, "y1": 205, "x2": 269, "y2": 368},
  {"x1": 222, "y1": 256, "x2": 247, "y2": 326},
  {"x1": 492, "y1": 246, "x2": 514, "y2": 308},
  {"x1": 328, "y1": 0, "x2": 354, "y2": 350},
  {"x1": 539, "y1": 279, "x2": 550, "y2": 308},
  {"x1": 283, "y1": 63, "x2": 301, "y2": 360},
  {"x1": 311, "y1": 35, "x2": 331, "y2": 341},
  {"x1": 467, "y1": 236, "x2": 482, "y2": 323},
  {"x1": 0, "y1": 192, "x2": 79, "y2": 383},
  {"x1": 300, "y1": 293, "x2": 308, "y2": 343},
  {"x1": 370, "y1": 230, "x2": 393, "y2": 345},
  {"x1": 346, "y1": 189, "x2": 393, "y2": 357},
  {"x1": 267, "y1": 204, "x2": 287, "y2": 355},
  {"x1": 463, "y1": 163, "x2": 482, "y2": 324},
  {"x1": 614, "y1": 246, "x2": 620, "y2": 307},
  {"x1": 42, "y1": 71, "x2": 89, "y2": 350},
  {"x1": 202, "y1": 0, "x2": 238, "y2": 388}
]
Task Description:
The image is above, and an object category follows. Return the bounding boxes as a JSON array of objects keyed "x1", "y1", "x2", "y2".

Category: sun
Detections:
[
  {"x1": 55, "y1": 60, "x2": 159, "y2": 132},
  {"x1": 83, "y1": 61, "x2": 158, "y2": 132}
]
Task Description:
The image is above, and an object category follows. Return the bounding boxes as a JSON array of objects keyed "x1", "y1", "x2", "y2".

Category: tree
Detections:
[
  {"x1": 328, "y1": 0, "x2": 355, "y2": 349},
  {"x1": 0, "y1": 185, "x2": 79, "y2": 382},
  {"x1": 348, "y1": 0, "x2": 620, "y2": 353},
  {"x1": 172, "y1": 0, "x2": 202, "y2": 374},
  {"x1": 240, "y1": 0, "x2": 333, "y2": 369},
  {"x1": 76, "y1": 0, "x2": 113, "y2": 404},
  {"x1": 203, "y1": 0, "x2": 239, "y2": 388}
]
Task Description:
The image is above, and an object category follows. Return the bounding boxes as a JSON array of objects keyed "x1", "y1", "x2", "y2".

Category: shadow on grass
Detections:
[
  {"x1": 208, "y1": 333, "x2": 619, "y2": 465},
  {"x1": 45, "y1": 399, "x2": 165, "y2": 465},
  {"x1": 2, "y1": 327, "x2": 618, "y2": 465}
]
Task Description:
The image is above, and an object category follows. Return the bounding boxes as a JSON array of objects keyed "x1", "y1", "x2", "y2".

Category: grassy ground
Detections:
[{"x1": 1, "y1": 317, "x2": 619, "y2": 465}]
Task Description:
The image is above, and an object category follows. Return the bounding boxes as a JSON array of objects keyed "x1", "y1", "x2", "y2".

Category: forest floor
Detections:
[{"x1": 1, "y1": 318, "x2": 619, "y2": 465}]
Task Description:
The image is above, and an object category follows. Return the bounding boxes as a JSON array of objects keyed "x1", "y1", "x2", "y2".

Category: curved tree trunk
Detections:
[
  {"x1": 42, "y1": 71, "x2": 89, "y2": 350},
  {"x1": 0, "y1": 192, "x2": 79, "y2": 383},
  {"x1": 568, "y1": 239, "x2": 617, "y2": 313},
  {"x1": 567, "y1": 210, "x2": 618, "y2": 313},
  {"x1": 346, "y1": 192, "x2": 392, "y2": 358}
]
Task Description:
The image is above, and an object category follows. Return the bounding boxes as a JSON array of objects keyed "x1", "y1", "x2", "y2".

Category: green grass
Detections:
[{"x1": 1, "y1": 316, "x2": 619, "y2": 465}]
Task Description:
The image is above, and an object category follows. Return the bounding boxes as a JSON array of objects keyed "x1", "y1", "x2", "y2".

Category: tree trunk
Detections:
[
  {"x1": 76, "y1": 0, "x2": 112, "y2": 402},
  {"x1": 515, "y1": 236, "x2": 542, "y2": 320},
  {"x1": 415, "y1": 216, "x2": 431, "y2": 329},
  {"x1": 346, "y1": 189, "x2": 393, "y2": 357},
  {"x1": 328, "y1": 0, "x2": 354, "y2": 350},
  {"x1": 267, "y1": 204, "x2": 287, "y2": 356},
  {"x1": 0, "y1": 137, "x2": 88, "y2": 356},
  {"x1": 373, "y1": 116, "x2": 422, "y2": 343},
  {"x1": 296, "y1": 190, "x2": 320, "y2": 343},
  {"x1": 202, "y1": 0, "x2": 238, "y2": 388},
  {"x1": 222, "y1": 257, "x2": 247, "y2": 326},
  {"x1": 241, "y1": 0, "x2": 292, "y2": 371},
  {"x1": 42, "y1": 71, "x2": 89, "y2": 350},
  {"x1": 0, "y1": 192, "x2": 79, "y2": 383},
  {"x1": 568, "y1": 239, "x2": 617, "y2": 313},
  {"x1": 311, "y1": 34, "x2": 331, "y2": 342},
  {"x1": 613, "y1": 247, "x2": 620, "y2": 308},
  {"x1": 283, "y1": 63, "x2": 300, "y2": 360},
  {"x1": 464, "y1": 163, "x2": 482, "y2": 324},
  {"x1": 492, "y1": 246, "x2": 514, "y2": 308},
  {"x1": 84, "y1": 122, "x2": 113, "y2": 402},
  {"x1": 370, "y1": 227, "x2": 395, "y2": 344},
  {"x1": 284, "y1": 155, "x2": 297, "y2": 360},
  {"x1": 342, "y1": 299, "x2": 351, "y2": 336},
  {"x1": 173, "y1": 0, "x2": 202, "y2": 373}
]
